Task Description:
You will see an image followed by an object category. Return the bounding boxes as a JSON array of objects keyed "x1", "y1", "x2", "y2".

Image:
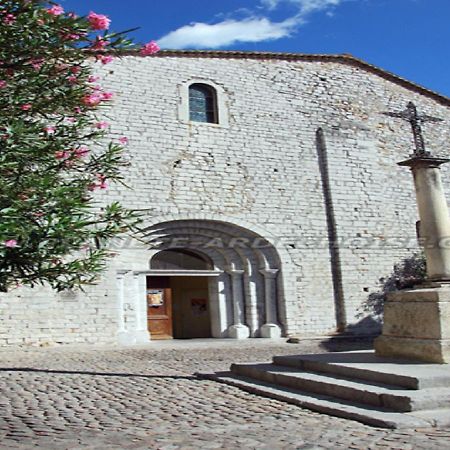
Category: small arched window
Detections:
[{"x1": 189, "y1": 83, "x2": 218, "y2": 124}]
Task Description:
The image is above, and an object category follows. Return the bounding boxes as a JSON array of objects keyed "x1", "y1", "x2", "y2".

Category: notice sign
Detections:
[{"x1": 147, "y1": 289, "x2": 164, "y2": 307}]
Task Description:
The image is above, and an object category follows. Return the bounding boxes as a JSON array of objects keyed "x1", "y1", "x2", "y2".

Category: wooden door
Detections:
[{"x1": 147, "y1": 277, "x2": 173, "y2": 340}]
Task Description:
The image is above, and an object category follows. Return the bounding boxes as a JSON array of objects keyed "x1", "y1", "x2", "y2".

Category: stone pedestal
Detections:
[
  {"x1": 376, "y1": 155, "x2": 450, "y2": 363},
  {"x1": 375, "y1": 286, "x2": 450, "y2": 363},
  {"x1": 228, "y1": 324, "x2": 250, "y2": 339},
  {"x1": 261, "y1": 323, "x2": 282, "y2": 338}
]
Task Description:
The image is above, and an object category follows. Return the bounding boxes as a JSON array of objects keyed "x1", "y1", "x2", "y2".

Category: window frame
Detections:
[
  {"x1": 178, "y1": 79, "x2": 229, "y2": 128},
  {"x1": 188, "y1": 83, "x2": 218, "y2": 124}
]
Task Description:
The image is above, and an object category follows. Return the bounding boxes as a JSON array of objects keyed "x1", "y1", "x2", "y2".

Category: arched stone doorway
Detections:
[
  {"x1": 147, "y1": 249, "x2": 215, "y2": 339},
  {"x1": 143, "y1": 219, "x2": 284, "y2": 340}
]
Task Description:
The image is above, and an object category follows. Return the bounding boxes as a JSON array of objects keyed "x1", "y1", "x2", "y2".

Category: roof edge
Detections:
[{"x1": 117, "y1": 49, "x2": 450, "y2": 108}]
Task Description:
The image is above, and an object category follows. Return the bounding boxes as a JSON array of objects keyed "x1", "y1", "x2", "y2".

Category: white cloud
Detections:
[
  {"x1": 158, "y1": 17, "x2": 298, "y2": 49},
  {"x1": 260, "y1": 0, "x2": 281, "y2": 9},
  {"x1": 157, "y1": 0, "x2": 346, "y2": 49},
  {"x1": 262, "y1": 0, "x2": 343, "y2": 13}
]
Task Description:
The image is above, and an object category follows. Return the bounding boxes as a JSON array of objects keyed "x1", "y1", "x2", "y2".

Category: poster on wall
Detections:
[
  {"x1": 147, "y1": 289, "x2": 164, "y2": 307},
  {"x1": 191, "y1": 298, "x2": 207, "y2": 316}
]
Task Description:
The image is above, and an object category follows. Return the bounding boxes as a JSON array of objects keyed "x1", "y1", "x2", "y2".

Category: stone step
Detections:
[
  {"x1": 408, "y1": 409, "x2": 450, "y2": 427},
  {"x1": 230, "y1": 362, "x2": 450, "y2": 412},
  {"x1": 197, "y1": 371, "x2": 434, "y2": 429},
  {"x1": 273, "y1": 351, "x2": 450, "y2": 390}
]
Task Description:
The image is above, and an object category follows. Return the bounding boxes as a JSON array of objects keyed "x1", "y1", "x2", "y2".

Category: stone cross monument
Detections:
[
  {"x1": 375, "y1": 102, "x2": 450, "y2": 363},
  {"x1": 383, "y1": 101, "x2": 443, "y2": 156}
]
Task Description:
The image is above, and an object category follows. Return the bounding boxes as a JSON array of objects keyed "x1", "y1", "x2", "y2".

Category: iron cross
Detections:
[{"x1": 383, "y1": 102, "x2": 443, "y2": 156}]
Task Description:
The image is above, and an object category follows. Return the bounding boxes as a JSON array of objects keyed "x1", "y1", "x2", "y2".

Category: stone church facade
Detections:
[{"x1": 1, "y1": 51, "x2": 450, "y2": 346}]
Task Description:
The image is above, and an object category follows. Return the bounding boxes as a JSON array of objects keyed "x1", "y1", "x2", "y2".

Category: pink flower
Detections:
[
  {"x1": 87, "y1": 11, "x2": 111, "y2": 30},
  {"x1": 95, "y1": 121, "x2": 109, "y2": 129},
  {"x1": 4, "y1": 239, "x2": 18, "y2": 248},
  {"x1": 94, "y1": 174, "x2": 108, "y2": 190},
  {"x1": 61, "y1": 33, "x2": 81, "y2": 41},
  {"x1": 0, "y1": 80, "x2": 6, "y2": 89},
  {"x1": 88, "y1": 175, "x2": 108, "y2": 191},
  {"x1": 70, "y1": 66, "x2": 81, "y2": 74},
  {"x1": 98, "y1": 55, "x2": 114, "y2": 65},
  {"x1": 101, "y1": 91, "x2": 114, "y2": 101},
  {"x1": 92, "y1": 37, "x2": 109, "y2": 50},
  {"x1": 67, "y1": 12, "x2": 77, "y2": 18},
  {"x1": 65, "y1": 117, "x2": 76, "y2": 123},
  {"x1": 67, "y1": 75, "x2": 78, "y2": 84},
  {"x1": 74, "y1": 107, "x2": 82, "y2": 114},
  {"x1": 74, "y1": 147, "x2": 89, "y2": 158},
  {"x1": 82, "y1": 94, "x2": 102, "y2": 107},
  {"x1": 88, "y1": 75, "x2": 100, "y2": 83},
  {"x1": 55, "y1": 150, "x2": 70, "y2": 159},
  {"x1": 140, "y1": 41, "x2": 160, "y2": 56},
  {"x1": 46, "y1": 5, "x2": 64, "y2": 16},
  {"x1": 31, "y1": 59, "x2": 44, "y2": 70},
  {"x1": 119, "y1": 137, "x2": 128, "y2": 145},
  {"x1": 21, "y1": 104, "x2": 32, "y2": 111},
  {"x1": 96, "y1": 174, "x2": 108, "y2": 189},
  {"x1": 44, "y1": 126, "x2": 56, "y2": 134},
  {"x1": 3, "y1": 14, "x2": 16, "y2": 25}
]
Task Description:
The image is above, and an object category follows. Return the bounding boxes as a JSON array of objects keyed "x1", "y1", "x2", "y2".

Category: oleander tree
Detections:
[{"x1": 0, "y1": 0, "x2": 159, "y2": 292}]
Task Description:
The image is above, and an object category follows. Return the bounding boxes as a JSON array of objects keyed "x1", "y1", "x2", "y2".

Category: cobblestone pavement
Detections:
[{"x1": 0, "y1": 339, "x2": 450, "y2": 449}]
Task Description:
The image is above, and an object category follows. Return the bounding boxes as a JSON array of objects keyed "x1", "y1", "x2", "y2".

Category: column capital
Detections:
[
  {"x1": 116, "y1": 270, "x2": 130, "y2": 278},
  {"x1": 398, "y1": 155, "x2": 450, "y2": 169},
  {"x1": 226, "y1": 268, "x2": 245, "y2": 277},
  {"x1": 259, "y1": 268, "x2": 279, "y2": 279}
]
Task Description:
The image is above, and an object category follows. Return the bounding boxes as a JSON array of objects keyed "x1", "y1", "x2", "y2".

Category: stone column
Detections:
[
  {"x1": 116, "y1": 271, "x2": 127, "y2": 344},
  {"x1": 126, "y1": 273, "x2": 150, "y2": 344},
  {"x1": 375, "y1": 155, "x2": 450, "y2": 363},
  {"x1": 408, "y1": 157, "x2": 450, "y2": 279},
  {"x1": 209, "y1": 273, "x2": 228, "y2": 338},
  {"x1": 227, "y1": 269, "x2": 250, "y2": 339},
  {"x1": 245, "y1": 274, "x2": 259, "y2": 337},
  {"x1": 260, "y1": 269, "x2": 282, "y2": 338}
]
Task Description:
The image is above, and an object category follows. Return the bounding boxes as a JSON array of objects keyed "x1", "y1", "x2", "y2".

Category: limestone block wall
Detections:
[
  {"x1": 0, "y1": 277, "x2": 116, "y2": 346},
  {"x1": 0, "y1": 53, "x2": 449, "y2": 346}
]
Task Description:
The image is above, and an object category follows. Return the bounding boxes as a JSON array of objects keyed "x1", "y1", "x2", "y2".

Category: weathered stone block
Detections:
[
  {"x1": 382, "y1": 300, "x2": 450, "y2": 340},
  {"x1": 375, "y1": 335, "x2": 450, "y2": 364},
  {"x1": 375, "y1": 287, "x2": 450, "y2": 363}
]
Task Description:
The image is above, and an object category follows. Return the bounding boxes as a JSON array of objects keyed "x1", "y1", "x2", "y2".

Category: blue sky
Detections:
[{"x1": 61, "y1": 0, "x2": 450, "y2": 97}]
